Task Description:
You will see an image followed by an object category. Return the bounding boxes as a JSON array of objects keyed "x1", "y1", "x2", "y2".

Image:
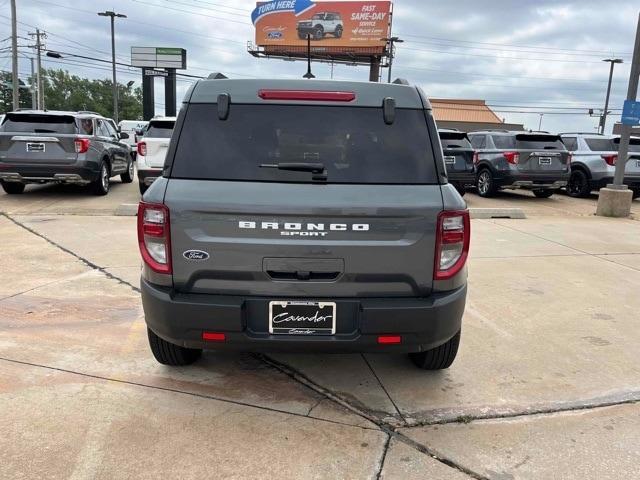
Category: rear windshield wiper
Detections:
[{"x1": 260, "y1": 162, "x2": 328, "y2": 181}]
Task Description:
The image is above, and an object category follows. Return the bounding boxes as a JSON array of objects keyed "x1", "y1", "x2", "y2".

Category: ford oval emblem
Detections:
[{"x1": 183, "y1": 250, "x2": 210, "y2": 261}]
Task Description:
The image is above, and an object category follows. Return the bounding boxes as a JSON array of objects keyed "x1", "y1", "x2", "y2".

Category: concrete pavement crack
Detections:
[
  {"x1": 361, "y1": 353, "x2": 406, "y2": 425},
  {"x1": 374, "y1": 434, "x2": 391, "y2": 480}
]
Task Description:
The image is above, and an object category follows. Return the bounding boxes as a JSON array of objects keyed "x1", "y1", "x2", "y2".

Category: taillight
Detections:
[
  {"x1": 504, "y1": 151, "x2": 520, "y2": 165},
  {"x1": 434, "y1": 210, "x2": 470, "y2": 281},
  {"x1": 257, "y1": 89, "x2": 356, "y2": 102},
  {"x1": 137, "y1": 141, "x2": 147, "y2": 156},
  {"x1": 74, "y1": 138, "x2": 90, "y2": 154},
  {"x1": 473, "y1": 152, "x2": 479, "y2": 164},
  {"x1": 137, "y1": 202, "x2": 171, "y2": 274},
  {"x1": 602, "y1": 154, "x2": 617, "y2": 166}
]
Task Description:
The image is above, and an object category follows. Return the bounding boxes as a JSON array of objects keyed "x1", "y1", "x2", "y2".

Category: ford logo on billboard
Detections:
[{"x1": 267, "y1": 31, "x2": 283, "y2": 39}]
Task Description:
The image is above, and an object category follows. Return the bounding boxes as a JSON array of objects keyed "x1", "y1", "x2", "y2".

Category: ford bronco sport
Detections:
[
  {"x1": 297, "y1": 12, "x2": 343, "y2": 40},
  {"x1": 139, "y1": 78, "x2": 469, "y2": 370}
]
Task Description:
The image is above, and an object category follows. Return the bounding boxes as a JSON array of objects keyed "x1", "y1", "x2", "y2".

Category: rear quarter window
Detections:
[
  {"x1": 492, "y1": 135, "x2": 516, "y2": 149},
  {"x1": 145, "y1": 121, "x2": 175, "y2": 138},
  {"x1": 585, "y1": 138, "x2": 615, "y2": 152},
  {"x1": 170, "y1": 104, "x2": 438, "y2": 185},
  {"x1": 1, "y1": 114, "x2": 77, "y2": 134}
]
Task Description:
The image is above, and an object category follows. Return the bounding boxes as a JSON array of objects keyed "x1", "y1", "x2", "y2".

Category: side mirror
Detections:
[{"x1": 119, "y1": 132, "x2": 130, "y2": 140}]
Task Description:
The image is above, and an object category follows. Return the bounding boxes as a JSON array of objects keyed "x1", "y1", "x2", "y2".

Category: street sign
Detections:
[
  {"x1": 621, "y1": 99, "x2": 640, "y2": 126},
  {"x1": 131, "y1": 47, "x2": 187, "y2": 69},
  {"x1": 144, "y1": 69, "x2": 169, "y2": 77}
]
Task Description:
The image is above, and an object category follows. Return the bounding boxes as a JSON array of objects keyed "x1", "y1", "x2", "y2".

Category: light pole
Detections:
[
  {"x1": 381, "y1": 36, "x2": 403, "y2": 83},
  {"x1": 538, "y1": 113, "x2": 544, "y2": 130},
  {"x1": 600, "y1": 58, "x2": 623, "y2": 134},
  {"x1": 98, "y1": 10, "x2": 127, "y2": 123}
]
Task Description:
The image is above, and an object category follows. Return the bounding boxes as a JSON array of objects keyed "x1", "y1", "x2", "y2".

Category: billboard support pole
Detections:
[
  {"x1": 369, "y1": 57, "x2": 380, "y2": 82},
  {"x1": 303, "y1": 34, "x2": 315, "y2": 79},
  {"x1": 142, "y1": 68, "x2": 155, "y2": 121},
  {"x1": 164, "y1": 68, "x2": 176, "y2": 116}
]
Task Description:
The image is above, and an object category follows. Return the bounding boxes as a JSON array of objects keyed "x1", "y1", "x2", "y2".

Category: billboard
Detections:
[
  {"x1": 131, "y1": 47, "x2": 187, "y2": 69},
  {"x1": 252, "y1": 1, "x2": 391, "y2": 54}
]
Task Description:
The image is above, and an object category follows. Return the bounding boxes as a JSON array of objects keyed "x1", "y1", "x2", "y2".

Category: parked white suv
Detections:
[
  {"x1": 560, "y1": 133, "x2": 640, "y2": 198},
  {"x1": 136, "y1": 117, "x2": 175, "y2": 194}
]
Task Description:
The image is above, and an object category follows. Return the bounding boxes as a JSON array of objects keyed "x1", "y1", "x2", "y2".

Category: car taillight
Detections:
[
  {"x1": 137, "y1": 141, "x2": 147, "y2": 156},
  {"x1": 74, "y1": 138, "x2": 90, "y2": 154},
  {"x1": 602, "y1": 154, "x2": 617, "y2": 166},
  {"x1": 473, "y1": 152, "x2": 479, "y2": 164},
  {"x1": 504, "y1": 151, "x2": 520, "y2": 165},
  {"x1": 434, "y1": 210, "x2": 470, "y2": 281},
  {"x1": 257, "y1": 89, "x2": 356, "y2": 102},
  {"x1": 137, "y1": 202, "x2": 171, "y2": 274}
]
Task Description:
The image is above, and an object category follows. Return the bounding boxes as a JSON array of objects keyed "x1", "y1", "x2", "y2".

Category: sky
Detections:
[{"x1": 1, "y1": 0, "x2": 638, "y2": 133}]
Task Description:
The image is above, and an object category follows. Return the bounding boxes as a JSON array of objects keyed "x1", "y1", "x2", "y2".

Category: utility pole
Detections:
[
  {"x1": 596, "y1": 13, "x2": 640, "y2": 218},
  {"x1": 382, "y1": 36, "x2": 403, "y2": 83},
  {"x1": 538, "y1": 113, "x2": 544, "y2": 130},
  {"x1": 600, "y1": 58, "x2": 623, "y2": 134},
  {"x1": 30, "y1": 57, "x2": 36, "y2": 109},
  {"x1": 28, "y1": 29, "x2": 46, "y2": 110},
  {"x1": 10, "y1": 0, "x2": 19, "y2": 110},
  {"x1": 98, "y1": 10, "x2": 127, "y2": 123}
]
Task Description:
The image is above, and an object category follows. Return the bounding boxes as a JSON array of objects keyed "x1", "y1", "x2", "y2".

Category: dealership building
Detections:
[{"x1": 430, "y1": 98, "x2": 524, "y2": 132}]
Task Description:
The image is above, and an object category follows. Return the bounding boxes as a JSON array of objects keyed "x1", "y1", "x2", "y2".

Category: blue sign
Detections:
[
  {"x1": 251, "y1": 0, "x2": 315, "y2": 25},
  {"x1": 621, "y1": 99, "x2": 640, "y2": 126}
]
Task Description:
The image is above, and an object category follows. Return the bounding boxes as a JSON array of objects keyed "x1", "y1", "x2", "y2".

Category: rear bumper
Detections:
[
  {"x1": 137, "y1": 168, "x2": 162, "y2": 185},
  {"x1": 497, "y1": 173, "x2": 569, "y2": 190},
  {"x1": 141, "y1": 278, "x2": 466, "y2": 353},
  {"x1": 0, "y1": 165, "x2": 99, "y2": 184}
]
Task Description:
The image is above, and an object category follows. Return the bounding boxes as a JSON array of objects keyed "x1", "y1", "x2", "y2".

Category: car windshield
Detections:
[
  {"x1": 145, "y1": 121, "x2": 174, "y2": 138},
  {"x1": 0, "y1": 113, "x2": 77, "y2": 134},
  {"x1": 312, "y1": 14, "x2": 323, "y2": 19},
  {"x1": 170, "y1": 104, "x2": 438, "y2": 184},
  {"x1": 439, "y1": 132, "x2": 472, "y2": 149}
]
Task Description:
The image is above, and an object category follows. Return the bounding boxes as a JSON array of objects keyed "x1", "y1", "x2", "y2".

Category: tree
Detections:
[
  {"x1": 0, "y1": 72, "x2": 34, "y2": 113},
  {"x1": 40, "y1": 69, "x2": 143, "y2": 120}
]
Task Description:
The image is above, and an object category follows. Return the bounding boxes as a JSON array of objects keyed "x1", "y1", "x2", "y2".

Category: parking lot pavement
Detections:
[{"x1": 2, "y1": 201, "x2": 640, "y2": 478}]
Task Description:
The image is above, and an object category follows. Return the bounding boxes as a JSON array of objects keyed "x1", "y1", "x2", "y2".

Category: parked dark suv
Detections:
[
  {"x1": 0, "y1": 110, "x2": 133, "y2": 195},
  {"x1": 468, "y1": 130, "x2": 571, "y2": 198},
  {"x1": 438, "y1": 129, "x2": 476, "y2": 196},
  {"x1": 139, "y1": 78, "x2": 469, "y2": 370}
]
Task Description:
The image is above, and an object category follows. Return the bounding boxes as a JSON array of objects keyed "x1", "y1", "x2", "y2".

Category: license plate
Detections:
[
  {"x1": 26, "y1": 143, "x2": 45, "y2": 153},
  {"x1": 444, "y1": 155, "x2": 456, "y2": 164},
  {"x1": 269, "y1": 301, "x2": 336, "y2": 335},
  {"x1": 538, "y1": 157, "x2": 552, "y2": 165},
  {"x1": 636, "y1": 160, "x2": 640, "y2": 168}
]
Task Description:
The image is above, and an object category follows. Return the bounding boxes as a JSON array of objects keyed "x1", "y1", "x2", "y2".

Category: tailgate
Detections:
[
  {"x1": 443, "y1": 148, "x2": 474, "y2": 173},
  {"x1": 165, "y1": 180, "x2": 444, "y2": 298},
  {"x1": 0, "y1": 133, "x2": 78, "y2": 165},
  {"x1": 143, "y1": 138, "x2": 170, "y2": 167}
]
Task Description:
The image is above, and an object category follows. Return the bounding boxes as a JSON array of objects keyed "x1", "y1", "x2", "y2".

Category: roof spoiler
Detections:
[{"x1": 208, "y1": 72, "x2": 228, "y2": 79}]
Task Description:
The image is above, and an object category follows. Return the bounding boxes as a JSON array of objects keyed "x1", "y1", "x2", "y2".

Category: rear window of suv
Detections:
[
  {"x1": 0, "y1": 113, "x2": 77, "y2": 134},
  {"x1": 145, "y1": 121, "x2": 175, "y2": 138},
  {"x1": 170, "y1": 104, "x2": 438, "y2": 184},
  {"x1": 515, "y1": 134, "x2": 564, "y2": 150},
  {"x1": 439, "y1": 131, "x2": 472, "y2": 149}
]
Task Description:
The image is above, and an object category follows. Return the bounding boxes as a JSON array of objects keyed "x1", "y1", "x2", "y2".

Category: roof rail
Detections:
[
  {"x1": 77, "y1": 110, "x2": 101, "y2": 115},
  {"x1": 559, "y1": 132, "x2": 603, "y2": 136},
  {"x1": 392, "y1": 78, "x2": 409, "y2": 85},
  {"x1": 208, "y1": 72, "x2": 228, "y2": 79},
  {"x1": 468, "y1": 129, "x2": 511, "y2": 133}
]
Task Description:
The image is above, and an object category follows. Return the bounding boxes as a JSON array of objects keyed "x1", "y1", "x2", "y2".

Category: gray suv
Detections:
[
  {"x1": 0, "y1": 110, "x2": 133, "y2": 195},
  {"x1": 468, "y1": 130, "x2": 571, "y2": 198},
  {"x1": 138, "y1": 78, "x2": 469, "y2": 370},
  {"x1": 560, "y1": 133, "x2": 640, "y2": 198}
]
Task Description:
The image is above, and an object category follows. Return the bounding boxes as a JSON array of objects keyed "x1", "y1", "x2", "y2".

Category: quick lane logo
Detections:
[{"x1": 239, "y1": 221, "x2": 369, "y2": 237}]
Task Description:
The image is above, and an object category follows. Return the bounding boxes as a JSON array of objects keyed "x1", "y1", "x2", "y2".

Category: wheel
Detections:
[
  {"x1": 533, "y1": 189, "x2": 554, "y2": 198},
  {"x1": 1, "y1": 181, "x2": 25, "y2": 194},
  {"x1": 121, "y1": 157, "x2": 134, "y2": 183},
  {"x1": 91, "y1": 161, "x2": 110, "y2": 196},
  {"x1": 476, "y1": 169, "x2": 497, "y2": 197},
  {"x1": 409, "y1": 330, "x2": 461, "y2": 370},
  {"x1": 147, "y1": 328, "x2": 202, "y2": 366},
  {"x1": 334, "y1": 26, "x2": 343, "y2": 38},
  {"x1": 139, "y1": 181, "x2": 148, "y2": 195},
  {"x1": 567, "y1": 169, "x2": 591, "y2": 198},
  {"x1": 298, "y1": 32, "x2": 306, "y2": 40},
  {"x1": 313, "y1": 25, "x2": 324, "y2": 39}
]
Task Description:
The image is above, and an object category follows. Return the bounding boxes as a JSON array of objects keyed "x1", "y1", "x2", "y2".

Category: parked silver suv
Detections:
[
  {"x1": 560, "y1": 133, "x2": 640, "y2": 198},
  {"x1": 468, "y1": 130, "x2": 571, "y2": 198},
  {"x1": 139, "y1": 78, "x2": 469, "y2": 370},
  {"x1": 0, "y1": 110, "x2": 133, "y2": 195}
]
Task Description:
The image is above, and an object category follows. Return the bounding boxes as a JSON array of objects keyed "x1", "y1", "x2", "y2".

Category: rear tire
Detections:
[
  {"x1": 121, "y1": 157, "x2": 134, "y2": 184},
  {"x1": 567, "y1": 169, "x2": 591, "y2": 198},
  {"x1": 1, "y1": 181, "x2": 25, "y2": 194},
  {"x1": 147, "y1": 328, "x2": 202, "y2": 366},
  {"x1": 476, "y1": 168, "x2": 497, "y2": 197},
  {"x1": 334, "y1": 26, "x2": 343, "y2": 38},
  {"x1": 409, "y1": 330, "x2": 461, "y2": 370},
  {"x1": 313, "y1": 25, "x2": 324, "y2": 39},
  {"x1": 533, "y1": 189, "x2": 554, "y2": 198},
  {"x1": 139, "y1": 181, "x2": 148, "y2": 195},
  {"x1": 91, "y1": 161, "x2": 110, "y2": 196}
]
